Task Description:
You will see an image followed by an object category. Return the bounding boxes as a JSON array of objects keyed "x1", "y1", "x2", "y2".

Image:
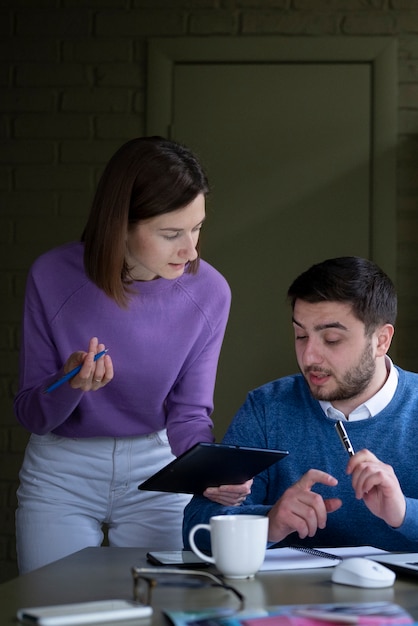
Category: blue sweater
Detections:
[{"x1": 183, "y1": 367, "x2": 418, "y2": 552}]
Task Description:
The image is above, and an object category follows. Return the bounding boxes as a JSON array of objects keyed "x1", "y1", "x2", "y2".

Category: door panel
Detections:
[{"x1": 147, "y1": 38, "x2": 396, "y2": 436}]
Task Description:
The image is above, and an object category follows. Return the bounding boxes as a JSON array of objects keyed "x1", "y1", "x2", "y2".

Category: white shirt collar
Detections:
[{"x1": 319, "y1": 356, "x2": 398, "y2": 422}]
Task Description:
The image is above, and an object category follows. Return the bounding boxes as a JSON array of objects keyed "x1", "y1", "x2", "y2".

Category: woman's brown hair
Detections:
[{"x1": 82, "y1": 136, "x2": 209, "y2": 307}]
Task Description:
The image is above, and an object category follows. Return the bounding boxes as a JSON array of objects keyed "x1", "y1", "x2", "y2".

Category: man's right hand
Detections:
[{"x1": 267, "y1": 469, "x2": 342, "y2": 543}]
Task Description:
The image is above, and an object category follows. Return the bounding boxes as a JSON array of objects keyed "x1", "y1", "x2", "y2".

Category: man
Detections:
[{"x1": 183, "y1": 257, "x2": 418, "y2": 552}]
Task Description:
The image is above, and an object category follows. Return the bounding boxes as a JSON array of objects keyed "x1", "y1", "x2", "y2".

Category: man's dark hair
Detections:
[{"x1": 287, "y1": 256, "x2": 397, "y2": 333}]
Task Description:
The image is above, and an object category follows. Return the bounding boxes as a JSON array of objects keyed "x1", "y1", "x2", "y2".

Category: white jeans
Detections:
[{"x1": 15, "y1": 430, "x2": 191, "y2": 574}]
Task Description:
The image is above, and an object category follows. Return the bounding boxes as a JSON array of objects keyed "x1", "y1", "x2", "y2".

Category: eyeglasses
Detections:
[{"x1": 131, "y1": 566, "x2": 245, "y2": 612}]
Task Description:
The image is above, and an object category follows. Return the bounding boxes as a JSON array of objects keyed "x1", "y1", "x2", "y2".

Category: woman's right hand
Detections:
[{"x1": 65, "y1": 336, "x2": 114, "y2": 391}]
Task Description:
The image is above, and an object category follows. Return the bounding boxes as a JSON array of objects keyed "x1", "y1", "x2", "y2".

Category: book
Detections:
[
  {"x1": 240, "y1": 603, "x2": 414, "y2": 626},
  {"x1": 165, "y1": 602, "x2": 413, "y2": 626}
]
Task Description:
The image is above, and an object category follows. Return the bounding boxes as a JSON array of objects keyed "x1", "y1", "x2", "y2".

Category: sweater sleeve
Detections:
[
  {"x1": 165, "y1": 274, "x2": 232, "y2": 457},
  {"x1": 182, "y1": 390, "x2": 272, "y2": 551},
  {"x1": 14, "y1": 265, "x2": 85, "y2": 434},
  {"x1": 395, "y1": 497, "x2": 418, "y2": 542}
]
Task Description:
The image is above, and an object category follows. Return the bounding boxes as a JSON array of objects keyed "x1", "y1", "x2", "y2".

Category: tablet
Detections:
[
  {"x1": 368, "y1": 552, "x2": 418, "y2": 577},
  {"x1": 138, "y1": 442, "x2": 288, "y2": 494}
]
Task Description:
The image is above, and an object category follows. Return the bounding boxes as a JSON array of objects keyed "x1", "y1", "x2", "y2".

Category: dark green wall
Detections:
[{"x1": 2, "y1": 1, "x2": 418, "y2": 582}]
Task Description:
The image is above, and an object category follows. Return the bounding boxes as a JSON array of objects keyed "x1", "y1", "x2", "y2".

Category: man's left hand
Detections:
[{"x1": 347, "y1": 449, "x2": 406, "y2": 528}]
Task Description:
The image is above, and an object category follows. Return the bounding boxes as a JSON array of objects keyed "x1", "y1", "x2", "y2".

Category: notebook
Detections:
[
  {"x1": 368, "y1": 552, "x2": 418, "y2": 577},
  {"x1": 259, "y1": 545, "x2": 389, "y2": 571},
  {"x1": 138, "y1": 442, "x2": 288, "y2": 494},
  {"x1": 260, "y1": 546, "x2": 342, "y2": 571}
]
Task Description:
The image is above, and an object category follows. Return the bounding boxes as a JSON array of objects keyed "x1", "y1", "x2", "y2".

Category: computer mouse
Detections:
[{"x1": 331, "y1": 557, "x2": 396, "y2": 588}]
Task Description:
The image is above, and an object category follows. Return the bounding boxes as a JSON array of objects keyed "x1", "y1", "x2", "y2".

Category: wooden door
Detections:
[{"x1": 147, "y1": 38, "x2": 396, "y2": 436}]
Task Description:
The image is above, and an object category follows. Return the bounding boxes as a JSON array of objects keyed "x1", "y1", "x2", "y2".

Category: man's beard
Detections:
[{"x1": 304, "y1": 340, "x2": 376, "y2": 402}]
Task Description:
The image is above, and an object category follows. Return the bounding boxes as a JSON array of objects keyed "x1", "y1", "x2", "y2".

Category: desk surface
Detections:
[{"x1": 1, "y1": 547, "x2": 418, "y2": 625}]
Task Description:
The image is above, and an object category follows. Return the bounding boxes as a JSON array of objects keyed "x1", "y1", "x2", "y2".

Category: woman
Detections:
[{"x1": 14, "y1": 136, "x2": 251, "y2": 574}]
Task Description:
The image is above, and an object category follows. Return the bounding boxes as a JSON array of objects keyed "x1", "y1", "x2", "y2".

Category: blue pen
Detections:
[{"x1": 44, "y1": 349, "x2": 109, "y2": 394}]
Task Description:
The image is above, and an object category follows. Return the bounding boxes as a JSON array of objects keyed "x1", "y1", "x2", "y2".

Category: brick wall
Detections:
[{"x1": 1, "y1": 0, "x2": 418, "y2": 582}]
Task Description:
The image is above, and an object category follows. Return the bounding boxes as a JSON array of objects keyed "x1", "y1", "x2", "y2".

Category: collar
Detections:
[{"x1": 319, "y1": 356, "x2": 398, "y2": 422}]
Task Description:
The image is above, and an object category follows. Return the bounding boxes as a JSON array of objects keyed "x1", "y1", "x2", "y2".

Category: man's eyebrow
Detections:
[{"x1": 292, "y1": 317, "x2": 348, "y2": 332}]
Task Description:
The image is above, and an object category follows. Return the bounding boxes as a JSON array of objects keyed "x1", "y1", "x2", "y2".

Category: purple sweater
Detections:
[{"x1": 14, "y1": 242, "x2": 231, "y2": 456}]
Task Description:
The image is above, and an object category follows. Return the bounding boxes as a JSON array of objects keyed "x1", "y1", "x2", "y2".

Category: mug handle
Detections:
[{"x1": 188, "y1": 524, "x2": 215, "y2": 564}]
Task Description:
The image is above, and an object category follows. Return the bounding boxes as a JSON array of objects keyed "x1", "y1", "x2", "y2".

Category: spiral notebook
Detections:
[
  {"x1": 260, "y1": 546, "x2": 341, "y2": 571},
  {"x1": 260, "y1": 545, "x2": 387, "y2": 571}
]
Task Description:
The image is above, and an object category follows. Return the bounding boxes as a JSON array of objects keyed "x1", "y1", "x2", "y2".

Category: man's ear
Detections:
[{"x1": 375, "y1": 324, "x2": 394, "y2": 356}]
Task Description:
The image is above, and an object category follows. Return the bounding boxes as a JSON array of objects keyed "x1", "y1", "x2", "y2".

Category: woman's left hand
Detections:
[{"x1": 203, "y1": 479, "x2": 253, "y2": 506}]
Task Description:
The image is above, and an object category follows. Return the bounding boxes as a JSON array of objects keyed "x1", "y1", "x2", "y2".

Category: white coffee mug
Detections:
[{"x1": 188, "y1": 514, "x2": 268, "y2": 579}]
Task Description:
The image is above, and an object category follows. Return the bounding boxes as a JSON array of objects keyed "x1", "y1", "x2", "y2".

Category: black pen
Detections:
[
  {"x1": 335, "y1": 420, "x2": 355, "y2": 457},
  {"x1": 44, "y1": 349, "x2": 108, "y2": 394}
]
